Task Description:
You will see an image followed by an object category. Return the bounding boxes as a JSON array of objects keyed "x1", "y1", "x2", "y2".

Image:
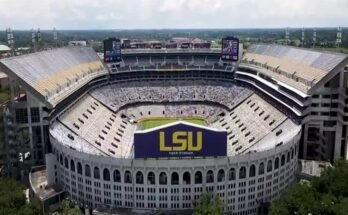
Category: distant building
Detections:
[
  {"x1": 0, "y1": 72, "x2": 9, "y2": 90},
  {"x1": 170, "y1": 37, "x2": 191, "y2": 44},
  {"x1": 121, "y1": 39, "x2": 131, "y2": 49},
  {"x1": 171, "y1": 37, "x2": 193, "y2": 48},
  {"x1": 68, "y1": 41, "x2": 87, "y2": 47},
  {"x1": 298, "y1": 159, "x2": 331, "y2": 179},
  {"x1": 191, "y1": 38, "x2": 211, "y2": 49},
  {"x1": 29, "y1": 164, "x2": 65, "y2": 215},
  {"x1": 129, "y1": 41, "x2": 147, "y2": 49},
  {"x1": 0, "y1": 44, "x2": 11, "y2": 58},
  {"x1": 168, "y1": 37, "x2": 211, "y2": 49},
  {"x1": 148, "y1": 40, "x2": 162, "y2": 49},
  {"x1": 17, "y1": 47, "x2": 31, "y2": 55}
]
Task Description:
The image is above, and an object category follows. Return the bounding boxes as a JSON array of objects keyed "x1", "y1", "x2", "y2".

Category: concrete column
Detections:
[{"x1": 334, "y1": 122, "x2": 343, "y2": 159}]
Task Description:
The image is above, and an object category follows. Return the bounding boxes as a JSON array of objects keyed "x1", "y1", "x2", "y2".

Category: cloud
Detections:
[{"x1": 0, "y1": 0, "x2": 347, "y2": 29}]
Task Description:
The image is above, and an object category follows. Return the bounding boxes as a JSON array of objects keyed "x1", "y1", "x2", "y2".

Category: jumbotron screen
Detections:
[
  {"x1": 104, "y1": 38, "x2": 121, "y2": 63},
  {"x1": 221, "y1": 37, "x2": 239, "y2": 61}
]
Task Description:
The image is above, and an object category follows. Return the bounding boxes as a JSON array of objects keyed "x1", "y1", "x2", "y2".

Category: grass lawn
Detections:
[{"x1": 140, "y1": 117, "x2": 206, "y2": 130}]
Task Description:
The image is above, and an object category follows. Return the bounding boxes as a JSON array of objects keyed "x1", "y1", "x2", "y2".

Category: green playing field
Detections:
[{"x1": 140, "y1": 118, "x2": 206, "y2": 130}]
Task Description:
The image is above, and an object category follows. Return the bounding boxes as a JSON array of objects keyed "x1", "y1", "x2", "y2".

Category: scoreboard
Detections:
[
  {"x1": 221, "y1": 37, "x2": 239, "y2": 61},
  {"x1": 104, "y1": 38, "x2": 121, "y2": 63}
]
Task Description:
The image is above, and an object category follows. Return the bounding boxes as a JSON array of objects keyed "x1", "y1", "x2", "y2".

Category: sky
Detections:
[{"x1": 0, "y1": 0, "x2": 347, "y2": 29}]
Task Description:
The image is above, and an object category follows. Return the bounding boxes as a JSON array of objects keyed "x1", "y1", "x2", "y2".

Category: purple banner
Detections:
[{"x1": 134, "y1": 122, "x2": 227, "y2": 158}]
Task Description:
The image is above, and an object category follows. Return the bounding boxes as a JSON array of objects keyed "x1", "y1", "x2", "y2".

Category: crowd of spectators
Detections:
[{"x1": 91, "y1": 80, "x2": 252, "y2": 112}]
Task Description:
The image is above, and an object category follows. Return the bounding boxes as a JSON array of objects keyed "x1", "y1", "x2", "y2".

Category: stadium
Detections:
[{"x1": 0, "y1": 41, "x2": 347, "y2": 215}]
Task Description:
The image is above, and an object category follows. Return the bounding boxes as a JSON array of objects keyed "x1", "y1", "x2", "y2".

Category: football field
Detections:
[{"x1": 140, "y1": 117, "x2": 206, "y2": 130}]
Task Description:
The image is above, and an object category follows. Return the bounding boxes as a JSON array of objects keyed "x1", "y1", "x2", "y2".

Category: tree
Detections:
[
  {"x1": 312, "y1": 159, "x2": 348, "y2": 197},
  {"x1": 0, "y1": 179, "x2": 40, "y2": 215},
  {"x1": 269, "y1": 183, "x2": 323, "y2": 215},
  {"x1": 50, "y1": 199, "x2": 82, "y2": 215},
  {"x1": 269, "y1": 159, "x2": 348, "y2": 215},
  {"x1": 193, "y1": 193, "x2": 223, "y2": 215}
]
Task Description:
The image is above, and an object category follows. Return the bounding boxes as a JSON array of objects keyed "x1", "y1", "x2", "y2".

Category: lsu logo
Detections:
[{"x1": 159, "y1": 131, "x2": 202, "y2": 152}]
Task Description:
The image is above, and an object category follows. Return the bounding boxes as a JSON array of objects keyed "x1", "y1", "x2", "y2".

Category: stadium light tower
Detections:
[
  {"x1": 313, "y1": 28, "x2": 317, "y2": 48},
  {"x1": 285, "y1": 28, "x2": 290, "y2": 45},
  {"x1": 336, "y1": 26, "x2": 343, "y2": 48},
  {"x1": 301, "y1": 28, "x2": 305, "y2": 47},
  {"x1": 53, "y1": 28, "x2": 58, "y2": 48},
  {"x1": 37, "y1": 28, "x2": 42, "y2": 43},
  {"x1": 6, "y1": 27, "x2": 15, "y2": 56},
  {"x1": 32, "y1": 28, "x2": 37, "y2": 52}
]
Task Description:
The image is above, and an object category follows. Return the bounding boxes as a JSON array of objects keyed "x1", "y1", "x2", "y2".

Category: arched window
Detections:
[
  {"x1": 124, "y1": 171, "x2": 132, "y2": 184},
  {"x1": 103, "y1": 168, "x2": 110, "y2": 181},
  {"x1": 239, "y1": 167, "x2": 246, "y2": 179},
  {"x1": 228, "y1": 168, "x2": 236, "y2": 181},
  {"x1": 217, "y1": 169, "x2": 225, "y2": 182},
  {"x1": 287, "y1": 151, "x2": 290, "y2": 163},
  {"x1": 183, "y1": 172, "x2": 191, "y2": 185},
  {"x1": 281, "y1": 154, "x2": 285, "y2": 166},
  {"x1": 159, "y1": 172, "x2": 167, "y2": 185},
  {"x1": 70, "y1": 160, "x2": 75, "y2": 172},
  {"x1": 136, "y1": 171, "x2": 143, "y2": 184},
  {"x1": 195, "y1": 171, "x2": 202, "y2": 184},
  {"x1": 206, "y1": 170, "x2": 214, "y2": 183},
  {"x1": 171, "y1": 172, "x2": 179, "y2": 185},
  {"x1": 267, "y1": 160, "x2": 273, "y2": 172},
  {"x1": 295, "y1": 145, "x2": 297, "y2": 155},
  {"x1": 60, "y1": 154, "x2": 63, "y2": 165},
  {"x1": 94, "y1": 167, "x2": 100, "y2": 179},
  {"x1": 259, "y1": 163, "x2": 265, "y2": 175},
  {"x1": 113, "y1": 170, "x2": 121, "y2": 182},
  {"x1": 77, "y1": 162, "x2": 82, "y2": 175},
  {"x1": 249, "y1": 165, "x2": 256, "y2": 177},
  {"x1": 64, "y1": 157, "x2": 69, "y2": 169},
  {"x1": 85, "y1": 164, "x2": 91, "y2": 177},
  {"x1": 275, "y1": 157, "x2": 279, "y2": 169},
  {"x1": 291, "y1": 148, "x2": 294, "y2": 159},
  {"x1": 148, "y1": 172, "x2": 155, "y2": 185}
]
